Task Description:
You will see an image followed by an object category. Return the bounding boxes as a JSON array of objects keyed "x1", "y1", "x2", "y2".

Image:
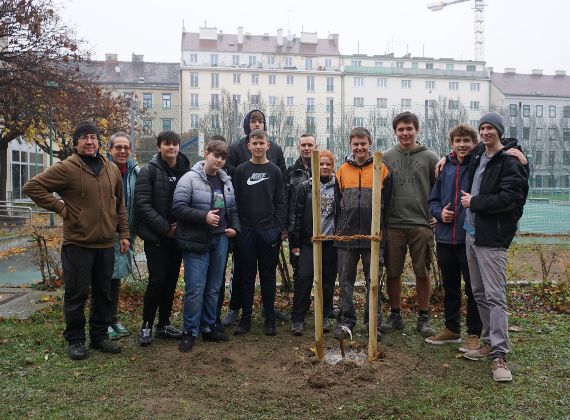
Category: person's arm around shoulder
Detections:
[{"x1": 22, "y1": 162, "x2": 69, "y2": 216}]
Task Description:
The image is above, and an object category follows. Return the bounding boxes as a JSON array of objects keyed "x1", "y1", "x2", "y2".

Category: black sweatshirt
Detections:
[{"x1": 233, "y1": 161, "x2": 286, "y2": 231}]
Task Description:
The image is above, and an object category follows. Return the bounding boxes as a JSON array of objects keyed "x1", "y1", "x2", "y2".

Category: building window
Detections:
[
  {"x1": 142, "y1": 93, "x2": 152, "y2": 109},
  {"x1": 535, "y1": 151, "x2": 543, "y2": 165},
  {"x1": 466, "y1": 64, "x2": 476, "y2": 71},
  {"x1": 412, "y1": 62, "x2": 419, "y2": 69},
  {"x1": 377, "y1": 98, "x2": 387, "y2": 108},
  {"x1": 325, "y1": 58, "x2": 332, "y2": 68},
  {"x1": 401, "y1": 79, "x2": 412, "y2": 89},
  {"x1": 354, "y1": 97, "x2": 364, "y2": 107},
  {"x1": 375, "y1": 61, "x2": 383, "y2": 68},
  {"x1": 286, "y1": 96, "x2": 294, "y2": 106},
  {"x1": 190, "y1": 93, "x2": 199, "y2": 108},
  {"x1": 523, "y1": 105, "x2": 530, "y2": 117},
  {"x1": 162, "y1": 93, "x2": 171, "y2": 109},
  {"x1": 248, "y1": 55, "x2": 257, "y2": 66},
  {"x1": 232, "y1": 73, "x2": 241, "y2": 84},
  {"x1": 267, "y1": 55, "x2": 275, "y2": 66},
  {"x1": 523, "y1": 127, "x2": 530, "y2": 140},
  {"x1": 232, "y1": 94, "x2": 241, "y2": 104},
  {"x1": 396, "y1": 61, "x2": 404, "y2": 69},
  {"x1": 190, "y1": 114, "x2": 199, "y2": 129},
  {"x1": 305, "y1": 57, "x2": 313, "y2": 70},
  {"x1": 142, "y1": 119, "x2": 152, "y2": 133},
  {"x1": 426, "y1": 63, "x2": 434, "y2": 70},
  {"x1": 449, "y1": 100, "x2": 459, "y2": 110},
  {"x1": 251, "y1": 74, "x2": 259, "y2": 84},
  {"x1": 536, "y1": 127, "x2": 542, "y2": 140},
  {"x1": 510, "y1": 104, "x2": 517, "y2": 117},
  {"x1": 564, "y1": 151, "x2": 570, "y2": 165},
  {"x1": 211, "y1": 73, "x2": 219, "y2": 89},
  {"x1": 446, "y1": 63, "x2": 454, "y2": 70},
  {"x1": 306, "y1": 116, "x2": 316, "y2": 132},
  {"x1": 377, "y1": 78, "x2": 387, "y2": 88},
  {"x1": 425, "y1": 80, "x2": 435, "y2": 90},
  {"x1": 250, "y1": 95, "x2": 260, "y2": 105},
  {"x1": 549, "y1": 151, "x2": 555, "y2": 166},
  {"x1": 353, "y1": 117, "x2": 364, "y2": 127},
  {"x1": 162, "y1": 119, "x2": 172, "y2": 131},
  {"x1": 354, "y1": 77, "x2": 364, "y2": 87},
  {"x1": 377, "y1": 117, "x2": 388, "y2": 127},
  {"x1": 401, "y1": 98, "x2": 412, "y2": 108},
  {"x1": 564, "y1": 106, "x2": 570, "y2": 118},
  {"x1": 549, "y1": 127, "x2": 557, "y2": 140},
  {"x1": 549, "y1": 106, "x2": 556, "y2": 118},
  {"x1": 287, "y1": 75, "x2": 294, "y2": 85},
  {"x1": 510, "y1": 126, "x2": 517, "y2": 137},
  {"x1": 536, "y1": 105, "x2": 543, "y2": 117},
  {"x1": 268, "y1": 75, "x2": 276, "y2": 85},
  {"x1": 470, "y1": 101, "x2": 480, "y2": 110},
  {"x1": 306, "y1": 97, "x2": 316, "y2": 112},
  {"x1": 284, "y1": 56, "x2": 293, "y2": 67},
  {"x1": 307, "y1": 76, "x2": 315, "y2": 92},
  {"x1": 471, "y1": 82, "x2": 480, "y2": 91},
  {"x1": 326, "y1": 77, "x2": 334, "y2": 92},
  {"x1": 232, "y1": 55, "x2": 240, "y2": 65},
  {"x1": 269, "y1": 96, "x2": 277, "y2": 106},
  {"x1": 190, "y1": 72, "x2": 199, "y2": 88},
  {"x1": 564, "y1": 128, "x2": 570, "y2": 142},
  {"x1": 11, "y1": 150, "x2": 44, "y2": 200},
  {"x1": 210, "y1": 94, "x2": 219, "y2": 110},
  {"x1": 427, "y1": 100, "x2": 436, "y2": 109},
  {"x1": 449, "y1": 81, "x2": 459, "y2": 91},
  {"x1": 285, "y1": 116, "x2": 294, "y2": 126},
  {"x1": 189, "y1": 53, "x2": 197, "y2": 64},
  {"x1": 351, "y1": 60, "x2": 362, "y2": 67},
  {"x1": 210, "y1": 54, "x2": 218, "y2": 66}
]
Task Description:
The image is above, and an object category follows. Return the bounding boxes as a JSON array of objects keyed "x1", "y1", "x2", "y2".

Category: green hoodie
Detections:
[{"x1": 382, "y1": 143, "x2": 438, "y2": 228}]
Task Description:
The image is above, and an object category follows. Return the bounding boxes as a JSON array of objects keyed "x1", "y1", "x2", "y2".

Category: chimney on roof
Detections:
[
  {"x1": 199, "y1": 27, "x2": 217, "y2": 40},
  {"x1": 555, "y1": 70, "x2": 566, "y2": 76},
  {"x1": 532, "y1": 69, "x2": 543, "y2": 76},
  {"x1": 277, "y1": 29, "x2": 283, "y2": 46},
  {"x1": 132, "y1": 53, "x2": 144, "y2": 63},
  {"x1": 300, "y1": 31, "x2": 318, "y2": 45},
  {"x1": 218, "y1": 30, "x2": 223, "y2": 41},
  {"x1": 505, "y1": 67, "x2": 516, "y2": 74},
  {"x1": 105, "y1": 53, "x2": 118, "y2": 62},
  {"x1": 329, "y1": 33, "x2": 339, "y2": 47},
  {"x1": 237, "y1": 26, "x2": 244, "y2": 45}
]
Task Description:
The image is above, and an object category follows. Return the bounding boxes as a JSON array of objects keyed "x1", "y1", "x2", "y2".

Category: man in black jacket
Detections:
[
  {"x1": 135, "y1": 131, "x2": 191, "y2": 346},
  {"x1": 460, "y1": 112, "x2": 528, "y2": 382}
]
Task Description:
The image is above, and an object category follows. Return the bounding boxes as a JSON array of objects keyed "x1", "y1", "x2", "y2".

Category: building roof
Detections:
[
  {"x1": 81, "y1": 60, "x2": 180, "y2": 87},
  {"x1": 181, "y1": 32, "x2": 341, "y2": 56},
  {"x1": 491, "y1": 72, "x2": 570, "y2": 98}
]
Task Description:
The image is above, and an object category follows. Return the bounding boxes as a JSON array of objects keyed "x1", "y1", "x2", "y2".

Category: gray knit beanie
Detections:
[{"x1": 479, "y1": 112, "x2": 505, "y2": 138}]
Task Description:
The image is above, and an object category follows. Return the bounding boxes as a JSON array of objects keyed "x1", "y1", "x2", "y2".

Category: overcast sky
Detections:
[{"x1": 59, "y1": 0, "x2": 569, "y2": 75}]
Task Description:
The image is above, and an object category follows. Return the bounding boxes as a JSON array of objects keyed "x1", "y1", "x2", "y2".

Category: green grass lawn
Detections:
[{"x1": 0, "y1": 291, "x2": 569, "y2": 419}]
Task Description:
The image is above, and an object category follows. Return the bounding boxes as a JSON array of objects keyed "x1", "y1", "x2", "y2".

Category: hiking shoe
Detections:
[
  {"x1": 213, "y1": 322, "x2": 226, "y2": 333},
  {"x1": 323, "y1": 318, "x2": 334, "y2": 333},
  {"x1": 90, "y1": 339, "x2": 121, "y2": 354},
  {"x1": 492, "y1": 358, "x2": 513, "y2": 382},
  {"x1": 417, "y1": 314, "x2": 436, "y2": 338},
  {"x1": 234, "y1": 318, "x2": 251, "y2": 335},
  {"x1": 107, "y1": 325, "x2": 120, "y2": 341},
  {"x1": 291, "y1": 322, "x2": 303, "y2": 336},
  {"x1": 179, "y1": 332, "x2": 195, "y2": 353},
  {"x1": 155, "y1": 324, "x2": 182, "y2": 339},
  {"x1": 68, "y1": 342, "x2": 87, "y2": 361},
  {"x1": 463, "y1": 343, "x2": 492, "y2": 361},
  {"x1": 138, "y1": 323, "x2": 153, "y2": 346},
  {"x1": 380, "y1": 312, "x2": 404, "y2": 333},
  {"x1": 222, "y1": 308, "x2": 240, "y2": 327},
  {"x1": 202, "y1": 330, "x2": 229, "y2": 342},
  {"x1": 425, "y1": 328, "x2": 461, "y2": 345},
  {"x1": 112, "y1": 322, "x2": 130, "y2": 337},
  {"x1": 459, "y1": 334, "x2": 481, "y2": 353},
  {"x1": 333, "y1": 325, "x2": 353, "y2": 341},
  {"x1": 265, "y1": 319, "x2": 277, "y2": 336}
]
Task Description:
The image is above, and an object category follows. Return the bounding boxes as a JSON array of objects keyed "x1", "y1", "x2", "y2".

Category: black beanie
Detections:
[
  {"x1": 72, "y1": 121, "x2": 100, "y2": 144},
  {"x1": 479, "y1": 112, "x2": 505, "y2": 138}
]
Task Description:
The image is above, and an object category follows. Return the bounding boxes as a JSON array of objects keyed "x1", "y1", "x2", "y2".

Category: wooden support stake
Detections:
[
  {"x1": 368, "y1": 152, "x2": 383, "y2": 361},
  {"x1": 311, "y1": 150, "x2": 324, "y2": 361}
]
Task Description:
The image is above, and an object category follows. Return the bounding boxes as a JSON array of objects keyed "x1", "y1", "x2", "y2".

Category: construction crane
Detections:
[{"x1": 427, "y1": 0, "x2": 486, "y2": 62}]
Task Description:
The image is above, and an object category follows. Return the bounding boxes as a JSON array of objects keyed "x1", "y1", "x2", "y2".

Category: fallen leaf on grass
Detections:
[
  {"x1": 509, "y1": 325, "x2": 523, "y2": 332},
  {"x1": 442, "y1": 363, "x2": 450, "y2": 369},
  {"x1": 455, "y1": 353, "x2": 464, "y2": 359}
]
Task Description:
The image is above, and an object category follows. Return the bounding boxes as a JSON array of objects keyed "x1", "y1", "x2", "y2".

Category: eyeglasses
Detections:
[
  {"x1": 79, "y1": 134, "x2": 98, "y2": 141},
  {"x1": 112, "y1": 145, "x2": 131, "y2": 151}
]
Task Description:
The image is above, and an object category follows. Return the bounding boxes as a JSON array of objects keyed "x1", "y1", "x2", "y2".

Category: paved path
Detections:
[{"x1": 0, "y1": 287, "x2": 63, "y2": 319}]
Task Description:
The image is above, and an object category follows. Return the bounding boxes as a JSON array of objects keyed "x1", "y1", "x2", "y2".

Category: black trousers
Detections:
[
  {"x1": 437, "y1": 242, "x2": 482, "y2": 335},
  {"x1": 110, "y1": 278, "x2": 121, "y2": 324},
  {"x1": 142, "y1": 239, "x2": 182, "y2": 328},
  {"x1": 61, "y1": 245, "x2": 114, "y2": 344},
  {"x1": 291, "y1": 242, "x2": 337, "y2": 323}
]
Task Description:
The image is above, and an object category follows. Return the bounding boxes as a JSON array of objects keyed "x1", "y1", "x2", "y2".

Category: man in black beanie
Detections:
[
  {"x1": 24, "y1": 121, "x2": 130, "y2": 360},
  {"x1": 460, "y1": 111, "x2": 528, "y2": 382}
]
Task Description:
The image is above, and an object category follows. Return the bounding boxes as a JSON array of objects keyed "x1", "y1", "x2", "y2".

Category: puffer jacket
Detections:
[
  {"x1": 334, "y1": 151, "x2": 392, "y2": 249},
  {"x1": 23, "y1": 153, "x2": 129, "y2": 248},
  {"x1": 134, "y1": 152, "x2": 190, "y2": 243},
  {"x1": 172, "y1": 161, "x2": 240, "y2": 253},
  {"x1": 286, "y1": 156, "x2": 311, "y2": 231}
]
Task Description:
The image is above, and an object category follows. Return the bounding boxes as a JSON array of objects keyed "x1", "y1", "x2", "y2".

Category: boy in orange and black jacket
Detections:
[{"x1": 333, "y1": 127, "x2": 392, "y2": 340}]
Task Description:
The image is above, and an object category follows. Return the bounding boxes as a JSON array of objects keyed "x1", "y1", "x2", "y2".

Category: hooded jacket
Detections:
[
  {"x1": 23, "y1": 153, "x2": 129, "y2": 248},
  {"x1": 227, "y1": 109, "x2": 288, "y2": 183},
  {"x1": 382, "y1": 142, "x2": 439, "y2": 228},
  {"x1": 286, "y1": 156, "x2": 311, "y2": 231},
  {"x1": 172, "y1": 161, "x2": 240, "y2": 253},
  {"x1": 134, "y1": 152, "x2": 191, "y2": 243},
  {"x1": 334, "y1": 151, "x2": 392, "y2": 249},
  {"x1": 467, "y1": 138, "x2": 529, "y2": 248}
]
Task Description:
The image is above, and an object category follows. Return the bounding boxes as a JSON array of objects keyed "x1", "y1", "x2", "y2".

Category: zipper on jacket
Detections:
[{"x1": 453, "y1": 163, "x2": 459, "y2": 245}]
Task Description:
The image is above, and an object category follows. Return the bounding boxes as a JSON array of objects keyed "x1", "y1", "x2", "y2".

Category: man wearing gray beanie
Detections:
[{"x1": 460, "y1": 112, "x2": 528, "y2": 382}]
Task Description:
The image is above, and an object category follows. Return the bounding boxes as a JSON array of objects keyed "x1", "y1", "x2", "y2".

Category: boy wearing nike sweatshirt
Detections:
[{"x1": 232, "y1": 129, "x2": 287, "y2": 336}]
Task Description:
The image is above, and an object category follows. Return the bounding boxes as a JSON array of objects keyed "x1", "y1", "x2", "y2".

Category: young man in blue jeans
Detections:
[{"x1": 172, "y1": 140, "x2": 240, "y2": 352}]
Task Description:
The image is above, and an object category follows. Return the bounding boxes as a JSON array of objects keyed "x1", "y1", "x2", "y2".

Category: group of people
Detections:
[{"x1": 23, "y1": 108, "x2": 529, "y2": 383}]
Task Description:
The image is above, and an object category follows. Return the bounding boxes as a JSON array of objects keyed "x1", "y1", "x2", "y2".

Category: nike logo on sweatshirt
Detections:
[{"x1": 246, "y1": 173, "x2": 270, "y2": 185}]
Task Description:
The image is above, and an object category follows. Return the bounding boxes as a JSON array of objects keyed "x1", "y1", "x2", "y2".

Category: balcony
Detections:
[{"x1": 343, "y1": 65, "x2": 490, "y2": 79}]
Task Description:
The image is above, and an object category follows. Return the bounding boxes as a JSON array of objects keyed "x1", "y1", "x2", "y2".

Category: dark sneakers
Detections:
[
  {"x1": 155, "y1": 324, "x2": 183, "y2": 339},
  {"x1": 265, "y1": 319, "x2": 277, "y2": 336},
  {"x1": 68, "y1": 342, "x2": 87, "y2": 360},
  {"x1": 291, "y1": 322, "x2": 303, "y2": 336},
  {"x1": 202, "y1": 330, "x2": 229, "y2": 342},
  {"x1": 234, "y1": 318, "x2": 251, "y2": 335},
  {"x1": 417, "y1": 314, "x2": 436, "y2": 338},
  {"x1": 179, "y1": 332, "x2": 195, "y2": 353},
  {"x1": 138, "y1": 323, "x2": 153, "y2": 346},
  {"x1": 381, "y1": 312, "x2": 404, "y2": 333},
  {"x1": 90, "y1": 339, "x2": 121, "y2": 354}
]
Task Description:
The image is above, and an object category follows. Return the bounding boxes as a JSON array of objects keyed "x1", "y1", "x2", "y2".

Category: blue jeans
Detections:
[{"x1": 182, "y1": 234, "x2": 228, "y2": 336}]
